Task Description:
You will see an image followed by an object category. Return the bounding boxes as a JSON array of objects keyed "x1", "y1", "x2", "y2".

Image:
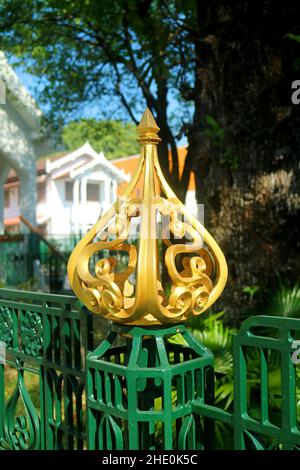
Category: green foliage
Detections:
[
  {"x1": 187, "y1": 312, "x2": 235, "y2": 412},
  {"x1": 286, "y1": 33, "x2": 300, "y2": 43},
  {"x1": 16, "y1": 278, "x2": 39, "y2": 291},
  {"x1": 0, "y1": 0, "x2": 197, "y2": 200},
  {"x1": 262, "y1": 278, "x2": 300, "y2": 318},
  {"x1": 192, "y1": 312, "x2": 234, "y2": 376},
  {"x1": 204, "y1": 116, "x2": 225, "y2": 140},
  {"x1": 5, "y1": 367, "x2": 40, "y2": 412},
  {"x1": 293, "y1": 58, "x2": 300, "y2": 71},
  {"x1": 286, "y1": 34, "x2": 300, "y2": 70},
  {"x1": 204, "y1": 116, "x2": 239, "y2": 171},
  {"x1": 0, "y1": 0, "x2": 194, "y2": 127},
  {"x1": 62, "y1": 119, "x2": 139, "y2": 159},
  {"x1": 242, "y1": 285, "x2": 260, "y2": 301}
]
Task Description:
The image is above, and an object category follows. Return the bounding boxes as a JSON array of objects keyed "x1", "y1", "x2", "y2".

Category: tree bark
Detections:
[{"x1": 187, "y1": 0, "x2": 300, "y2": 318}]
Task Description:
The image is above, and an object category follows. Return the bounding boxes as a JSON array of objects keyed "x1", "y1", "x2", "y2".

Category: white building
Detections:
[
  {"x1": 4, "y1": 142, "x2": 129, "y2": 235},
  {"x1": 0, "y1": 52, "x2": 53, "y2": 233}
]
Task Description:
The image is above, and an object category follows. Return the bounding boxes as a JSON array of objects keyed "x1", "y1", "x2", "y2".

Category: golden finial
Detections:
[
  {"x1": 67, "y1": 108, "x2": 228, "y2": 325},
  {"x1": 137, "y1": 107, "x2": 161, "y2": 144}
]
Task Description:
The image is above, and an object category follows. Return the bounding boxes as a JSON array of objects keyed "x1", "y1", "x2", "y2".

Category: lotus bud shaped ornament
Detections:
[{"x1": 67, "y1": 109, "x2": 227, "y2": 325}]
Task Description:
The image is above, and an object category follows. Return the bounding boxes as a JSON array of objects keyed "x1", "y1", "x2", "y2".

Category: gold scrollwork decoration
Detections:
[{"x1": 68, "y1": 108, "x2": 227, "y2": 325}]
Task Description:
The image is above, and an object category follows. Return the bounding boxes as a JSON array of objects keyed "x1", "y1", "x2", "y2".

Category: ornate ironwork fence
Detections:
[
  {"x1": 0, "y1": 288, "x2": 300, "y2": 450},
  {"x1": 0, "y1": 235, "x2": 32, "y2": 286},
  {"x1": 0, "y1": 289, "x2": 93, "y2": 450}
]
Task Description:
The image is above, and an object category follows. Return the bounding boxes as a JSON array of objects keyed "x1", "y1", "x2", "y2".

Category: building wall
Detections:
[
  {"x1": 39, "y1": 168, "x2": 116, "y2": 235},
  {"x1": 4, "y1": 185, "x2": 20, "y2": 220},
  {"x1": 44, "y1": 179, "x2": 66, "y2": 234},
  {"x1": 0, "y1": 98, "x2": 37, "y2": 232},
  {"x1": 3, "y1": 166, "x2": 119, "y2": 235}
]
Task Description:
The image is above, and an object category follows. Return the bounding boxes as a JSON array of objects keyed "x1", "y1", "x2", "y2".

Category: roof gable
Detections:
[{"x1": 47, "y1": 142, "x2": 129, "y2": 183}]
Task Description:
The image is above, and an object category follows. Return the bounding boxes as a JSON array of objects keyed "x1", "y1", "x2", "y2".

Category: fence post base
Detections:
[{"x1": 86, "y1": 323, "x2": 214, "y2": 450}]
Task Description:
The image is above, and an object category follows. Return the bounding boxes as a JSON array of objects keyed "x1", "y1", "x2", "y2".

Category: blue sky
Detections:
[{"x1": 15, "y1": 66, "x2": 188, "y2": 147}]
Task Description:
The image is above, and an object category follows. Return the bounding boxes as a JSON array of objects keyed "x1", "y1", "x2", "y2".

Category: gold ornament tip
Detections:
[
  {"x1": 138, "y1": 107, "x2": 160, "y2": 133},
  {"x1": 137, "y1": 108, "x2": 161, "y2": 144}
]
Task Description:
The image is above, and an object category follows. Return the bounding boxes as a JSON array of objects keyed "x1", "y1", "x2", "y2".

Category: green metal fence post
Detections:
[
  {"x1": 85, "y1": 323, "x2": 214, "y2": 450},
  {"x1": 232, "y1": 315, "x2": 300, "y2": 450}
]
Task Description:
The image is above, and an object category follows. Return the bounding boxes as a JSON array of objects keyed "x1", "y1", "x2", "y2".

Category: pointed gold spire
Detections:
[
  {"x1": 138, "y1": 107, "x2": 160, "y2": 132},
  {"x1": 137, "y1": 107, "x2": 161, "y2": 144}
]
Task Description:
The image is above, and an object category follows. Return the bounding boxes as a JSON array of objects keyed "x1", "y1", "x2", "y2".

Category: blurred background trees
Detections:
[
  {"x1": 62, "y1": 119, "x2": 139, "y2": 158},
  {"x1": 1, "y1": 0, "x2": 300, "y2": 319}
]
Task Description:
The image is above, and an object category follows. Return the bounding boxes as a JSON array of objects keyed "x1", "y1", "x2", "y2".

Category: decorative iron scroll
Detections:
[
  {"x1": 0, "y1": 306, "x2": 13, "y2": 348},
  {"x1": 21, "y1": 311, "x2": 43, "y2": 357},
  {"x1": 1, "y1": 367, "x2": 40, "y2": 450},
  {"x1": 0, "y1": 289, "x2": 91, "y2": 450}
]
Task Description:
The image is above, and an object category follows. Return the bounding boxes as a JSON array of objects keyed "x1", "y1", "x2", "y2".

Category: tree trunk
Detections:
[{"x1": 189, "y1": 1, "x2": 300, "y2": 318}]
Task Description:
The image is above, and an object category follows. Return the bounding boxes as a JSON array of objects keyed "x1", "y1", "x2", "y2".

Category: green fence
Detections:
[
  {"x1": 0, "y1": 288, "x2": 300, "y2": 450},
  {"x1": 0, "y1": 234, "x2": 132, "y2": 293},
  {"x1": 232, "y1": 316, "x2": 300, "y2": 449},
  {"x1": 0, "y1": 289, "x2": 93, "y2": 449},
  {"x1": 0, "y1": 235, "x2": 32, "y2": 286},
  {"x1": 0, "y1": 234, "x2": 70, "y2": 292}
]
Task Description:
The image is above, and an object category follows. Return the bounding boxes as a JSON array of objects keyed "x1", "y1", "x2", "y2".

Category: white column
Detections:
[
  {"x1": 72, "y1": 179, "x2": 80, "y2": 233},
  {"x1": 112, "y1": 180, "x2": 117, "y2": 203},
  {"x1": 81, "y1": 177, "x2": 87, "y2": 205},
  {"x1": 104, "y1": 178, "x2": 111, "y2": 211},
  {"x1": 19, "y1": 163, "x2": 37, "y2": 231},
  {"x1": 80, "y1": 177, "x2": 87, "y2": 232},
  {"x1": 0, "y1": 160, "x2": 10, "y2": 234}
]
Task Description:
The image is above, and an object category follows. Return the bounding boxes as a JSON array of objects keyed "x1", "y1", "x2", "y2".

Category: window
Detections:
[
  {"x1": 87, "y1": 183, "x2": 100, "y2": 202},
  {"x1": 37, "y1": 182, "x2": 46, "y2": 203},
  {"x1": 4, "y1": 189, "x2": 10, "y2": 208},
  {"x1": 65, "y1": 181, "x2": 74, "y2": 201}
]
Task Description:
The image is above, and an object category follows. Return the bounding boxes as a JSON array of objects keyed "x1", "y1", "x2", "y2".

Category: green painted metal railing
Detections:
[
  {"x1": 233, "y1": 316, "x2": 300, "y2": 449},
  {"x1": 0, "y1": 235, "x2": 133, "y2": 293},
  {"x1": 86, "y1": 323, "x2": 215, "y2": 450},
  {"x1": 0, "y1": 235, "x2": 32, "y2": 286},
  {"x1": 0, "y1": 288, "x2": 300, "y2": 450},
  {"x1": 0, "y1": 289, "x2": 93, "y2": 449},
  {"x1": 0, "y1": 234, "x2": 67, "y2": 291}
]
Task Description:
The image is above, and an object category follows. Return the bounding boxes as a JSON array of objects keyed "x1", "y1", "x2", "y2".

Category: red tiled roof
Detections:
[{"x1": 4, "y1": 217, "x2": 20, "y2": 226}]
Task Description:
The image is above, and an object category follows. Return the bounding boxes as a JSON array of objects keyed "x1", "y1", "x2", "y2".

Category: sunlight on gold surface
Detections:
[{"x1": 67, "y1": 108, "x2": 227, "y2": 325}]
